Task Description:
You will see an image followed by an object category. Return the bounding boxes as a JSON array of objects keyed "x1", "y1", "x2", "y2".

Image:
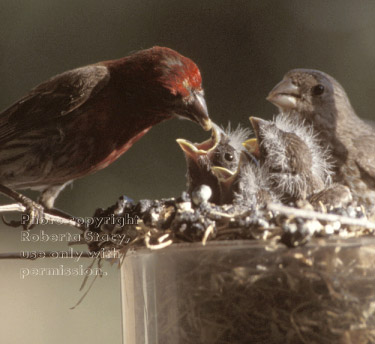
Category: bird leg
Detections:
[
  {"x1": 38, "y1": 183, "x2": 69, "y2": 209},
  {"x1": 37, "y1": 183, "x2": 80, "y2": 224},
  {"x1": 0, "y1": 184, "x2": 83, "y2": 230},
  {"x1": 0, "y1": 201, "x2": 84, "y2": 230},
  {"x1": 0, "y1": 184, "x2": 45, "y2": 229}
]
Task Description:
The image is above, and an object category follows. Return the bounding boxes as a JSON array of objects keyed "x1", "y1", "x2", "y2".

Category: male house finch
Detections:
[
  {"x1": 0, "y1": 46, "x2": 211, "y2": 211},
  {"x1": 267, "y1": 69, "x2": 375, "y2": 208},
  {"x1": 177, "y1": 123, "x2": 250, "y2": 204}
]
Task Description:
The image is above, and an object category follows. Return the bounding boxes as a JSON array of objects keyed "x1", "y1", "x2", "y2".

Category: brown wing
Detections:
[
  {"x1": 353, "y1": 135, "x2": 375, "y2": 181},
  {"x1": 0, "y1": 65, "x2": 110, "y2": 143}
]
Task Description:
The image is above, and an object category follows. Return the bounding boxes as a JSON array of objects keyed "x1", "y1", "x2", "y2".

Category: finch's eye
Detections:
[
  {"x1": 312, "y1": 84, "x2": 325, "y2": 96},
  {"x1": 224, "y1": 153, "x2": 234, "y2": 161}
]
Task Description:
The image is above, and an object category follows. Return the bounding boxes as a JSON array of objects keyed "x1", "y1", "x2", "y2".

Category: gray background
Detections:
[{"x1": 1, "y1": 1, "x2": 375, "y2": 343}]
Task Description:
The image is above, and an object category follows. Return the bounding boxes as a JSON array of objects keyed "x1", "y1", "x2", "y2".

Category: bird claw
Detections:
[
  {"x1": 2, "y1": 199, "x2": 45, "y2": 230},
  {"x1": 2, "y1": 215, "x2": 23, "y2": 228}
]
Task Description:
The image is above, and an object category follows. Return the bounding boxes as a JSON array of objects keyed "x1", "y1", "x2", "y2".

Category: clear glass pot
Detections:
[{"x1": 121, "y1": 239, "x2": 375, "y2": 344}]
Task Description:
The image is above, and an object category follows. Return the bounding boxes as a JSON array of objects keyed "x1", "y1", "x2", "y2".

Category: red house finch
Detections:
[
  {"x1": 0, "y1": 46, "x2": 211, "y2": 211},
  {"x1": 177, "y1": 123, "x2": 250, "y2": 204},
  {"x1": 267, "y1": 69, "x2": 375, "y2": 209}
]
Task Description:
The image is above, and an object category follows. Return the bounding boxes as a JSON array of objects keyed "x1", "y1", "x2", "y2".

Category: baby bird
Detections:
[
  {"x1": 211, "y1": 151, "x2": 274, "y2": 206},
  {"x1": 309, "y1": 184, "x2": 353, "y2": 209},
  {"x1": 245, "y1": 114, "x2": 353, "y2": 208},
  {"x1": 177, "y1": 123, "x2": 250, "y2": 204},
  {"x1": 246, "y1": 114, "x2": 332, "y2": 203},
  {"x1": 267, "y1": 69, "x2": 375, "y2": 209}
]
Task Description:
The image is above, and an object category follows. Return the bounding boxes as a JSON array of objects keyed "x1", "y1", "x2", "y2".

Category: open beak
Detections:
[
  {"x1": 211, "y1": 150, "x2": 256, "y2": 204},
  {"x1": 249, "y1": 116, "x2": 267, "y2": 138},
  {"x1": 211, "y1": 166, "x2": 235, "y2": 181},
  {"x1": 176, "y1": 122, "x2": 222, "y2": 161},
  {"x1": 211, "y1": 166, "x2": 237, "y2": 203},
  {"x1": 244, "y1": 116, "x2": 269, "y2": 159},
  {"x1": 266, "y1": 78, "x2": 300, "y2": 110},
  {"x1": 211, "y1": 150, "x2": 256, "y2": 184},
  {"x1": 189, "y1": 92, "x2": 212, "y2": 131},
  {"x1": 242, "y1": 138, "x2": 260, "y2": 159}
]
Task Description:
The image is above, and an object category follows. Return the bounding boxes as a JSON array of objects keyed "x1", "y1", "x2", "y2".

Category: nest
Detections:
[
  {"x1": 73, "y1": 192, "x2": 375, "y2": 344},
  {"x1": 127, "y1": 239, "x2": 375, "y2": 344},
  {"x1": 80, "y1": 192, "x2": 374, "y2": 252}
]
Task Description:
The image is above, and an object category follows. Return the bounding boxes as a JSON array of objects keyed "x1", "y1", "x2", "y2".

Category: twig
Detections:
[
  {"x1": 0, "y1": 202, "x2": 84, "y2": 230},
  {"x1": 145, "y1": 233, "x2": 173, "y2": 250},
  {"x1": 202, "y1": 224, "x2": 214, "y2": 245},
  {"x1": 207, "y1": 211, "x2": 235, "y2": 219},
  {"x1": 0, "y1": 203, "x2": 25, "y2": 212},
  {"x1": 268, "y1": 203, "x2": 375, "y2": 229}
]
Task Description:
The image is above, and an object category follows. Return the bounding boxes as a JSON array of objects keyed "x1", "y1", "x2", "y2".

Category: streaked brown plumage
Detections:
[
  {"x1": 309, "y1": 184, "x2": 352, "y2": 209},
  {"x1": 267, "y1": 69, "x2": 375, "y2": 209},
  {"x1": 0, "y1": 46, "x2": 211, "y2": 209}
]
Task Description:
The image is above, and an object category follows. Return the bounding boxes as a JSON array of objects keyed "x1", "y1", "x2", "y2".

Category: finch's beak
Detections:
[
  {"x1": 267, "y1": 78, "x2": 300, "y2": 110},
  {"x1": 211, "y1": 151, "x2": 255, "y2": 203},
  {"x1": 242, "y1": 138, "x2": 260, "y2": 159},
  {"x1": 177, "y1": 122, "x2": 222, "y2": 162},
  {"x1": 189, "y1": 92, "x2": 212, "y2": 131},
  {"x1": 246, "y1": 116, "x2": 269, "y2": 159},
  {"x1": 211, "y1": 166, "x2": 235, "y2": 181},
  {"x1": 211, "y1": 166, "x2": 237, "y2": 202},
  {"x1": 249, "y1": 117, "x2": 267, "y2": 138}
]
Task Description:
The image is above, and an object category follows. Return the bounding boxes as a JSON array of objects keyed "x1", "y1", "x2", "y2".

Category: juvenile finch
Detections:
[
  {"x1": 177, "y1": 123, "x2": 251, "y2": 204},
  {"x1": 0, "y1": 46, "x2": 211, "y2": 211},
  {"x1": 246, "y1": 114, "x2": 352, "y2": 208},
  {"x1": 246, "y1": 114, "x2": 332, "y2": 202},
  {"x1": 309, "y1": 184, "x2": 352, "y2": 209},
  {"x1": 267, "y1": 69, "x2": 375, "y2": 209},
  {"x1": 211, "y1": 151, "x2": 273, "y2": 206}
]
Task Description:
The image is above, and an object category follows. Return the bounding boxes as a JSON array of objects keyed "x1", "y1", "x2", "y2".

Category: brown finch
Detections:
[
  {"x1": 0, "y1": 46, "x2": 211, "y2": 211},
  {"x1": 267, "y1": 69, "x2": 375, "y2": 209}
]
